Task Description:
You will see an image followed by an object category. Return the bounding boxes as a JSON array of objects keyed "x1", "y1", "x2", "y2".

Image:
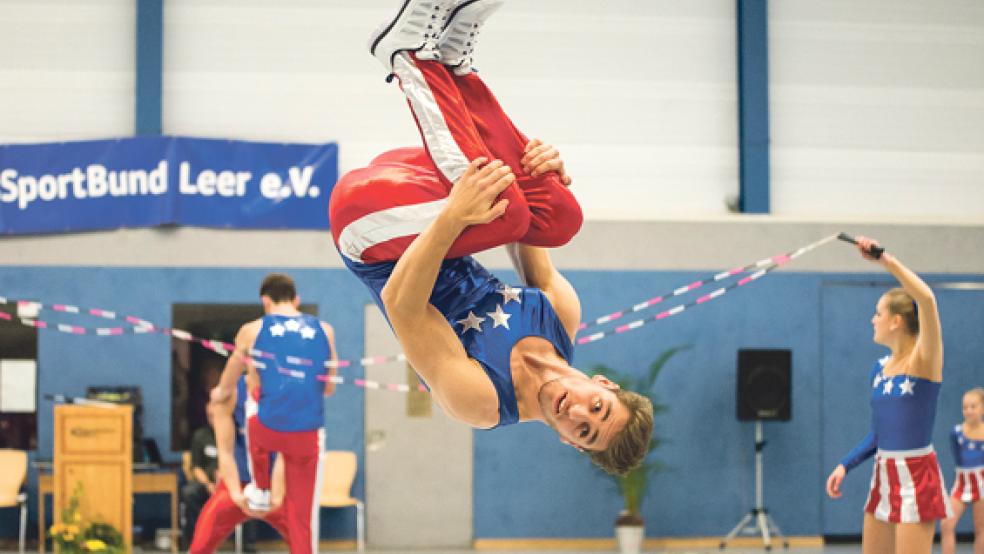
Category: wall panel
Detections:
[{"x1": 0, "y1": 0, "x2": 135, "y2": 142}]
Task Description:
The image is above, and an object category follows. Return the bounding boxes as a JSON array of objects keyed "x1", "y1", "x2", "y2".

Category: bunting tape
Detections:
[
  {"x1": 576, "y1": 234, "x2": 838, "y2": 344},
  {"x1": 579, "y1": 234, "x2": 836, "y2": 332},
  {"x1": 0, "y1": 234, "x2": 840, "y2": 388},
  {"x1": 0, "y1": 297, "x2": 418, "y2": 393}
]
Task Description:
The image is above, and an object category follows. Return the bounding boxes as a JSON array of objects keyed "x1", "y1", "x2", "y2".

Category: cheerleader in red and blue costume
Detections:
[
  {"x1": 940, "y1": 387, "x2": 984, "y2": 554},
  {"x1": 825, "y1": 236, "x2": 951, "y2": 554}
]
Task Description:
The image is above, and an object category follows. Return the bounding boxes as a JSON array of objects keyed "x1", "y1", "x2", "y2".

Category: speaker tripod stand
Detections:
[{"x1": 719, "y1": 420, "x2": 788, "y2": 550}]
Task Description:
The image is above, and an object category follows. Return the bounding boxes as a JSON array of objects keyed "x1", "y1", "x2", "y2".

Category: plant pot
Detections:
[{"x1": 615, "y1": 524, "x2": 645, "y2": 554}]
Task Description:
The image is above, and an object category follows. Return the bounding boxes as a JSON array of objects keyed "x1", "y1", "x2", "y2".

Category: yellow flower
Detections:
[
  {"x1": 66, "y1": 524, "x2": 80, "y2": 534},
  {"x1": 85, "y1": 539, "x2": 107, "y2": 551},
  {"x1": 49, "y1": 523, "x2": 63, "y2": 534},
  {"x1": 63, "y1": 533, "x2": 75, "y2": 541},
  {"x1": 73, "y1": 512, "x2": 82, "y2": 523}
]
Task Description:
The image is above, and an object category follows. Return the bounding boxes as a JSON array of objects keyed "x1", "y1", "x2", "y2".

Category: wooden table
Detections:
[{"x1": 38, "y1": 471, "x2": 178, "y2": 554}]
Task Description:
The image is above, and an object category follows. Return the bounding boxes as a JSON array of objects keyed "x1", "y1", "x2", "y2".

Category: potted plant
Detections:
[
  {"x1": 49, "y1": 482, "x2": 124, "y2": 553},
  {"x1": 591, "y1": 345, "x2": 689, "y2": 554}
]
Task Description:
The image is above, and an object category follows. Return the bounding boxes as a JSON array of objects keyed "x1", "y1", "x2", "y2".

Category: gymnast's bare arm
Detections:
[
  {"x1": 856, "y1": 236, "x2": 943, "y2": 381},
  {"x1": 212, "y1": 386, "x2": 285, "y2": 517},
  {"x1": 211, "y1": 320, "x2": 260, "y2": 403},
  {"x1": 507, "y1": 243, "x2": 581, "y2": 341},
  {"x1": 380, "y1": 158, "x2": 516, "y2": 428},
  {"x1": 507, "y1": 140, "x2": 580, "y2": 339},
  {"x1": 211, "y1": 392, "x2": 246, "y2": 503}
]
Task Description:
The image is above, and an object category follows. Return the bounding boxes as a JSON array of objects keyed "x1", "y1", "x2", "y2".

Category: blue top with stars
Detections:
[
  {"x1": 344, "y1": 255, "x2": 574, "y2": 428},
  {"x1": 839, "y1": 356, "x2": 942, "y2": 472},
  {"x1": 253, "y1": 313, "x2": 331, "y2": 432},
  {"x1": 950, "y1": 424, "x2": 984, "y2": 469}
]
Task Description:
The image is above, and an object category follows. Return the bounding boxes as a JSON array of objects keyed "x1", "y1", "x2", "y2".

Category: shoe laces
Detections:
[
  {"x1": 446, "y1": 18, "x2": 481, "y2": 67},
  {"x1": 420, "y1": 2, "x2": 452, "y2": 55}
]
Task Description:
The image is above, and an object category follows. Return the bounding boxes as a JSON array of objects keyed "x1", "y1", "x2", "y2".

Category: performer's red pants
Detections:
[{"x1": 330, "y1": 52, "x2": 582, "y2": 264}]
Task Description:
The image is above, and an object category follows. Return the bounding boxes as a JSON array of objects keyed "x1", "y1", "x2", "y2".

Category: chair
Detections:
[
  {"x1": 0, "y1": 449, "x2": 28, "y2": 554},
  {"x1": 234, "y1": 522, "x2": 243, "y2": 554},
  {"x1": 319, "y1": 451, "x2": 365, "y2": 551}
]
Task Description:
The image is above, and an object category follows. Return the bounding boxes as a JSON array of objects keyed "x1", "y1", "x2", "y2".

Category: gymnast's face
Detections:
[
  {"x1": 871, "y1": 296, "x2": 895, "y2": 345},
  {"x1": 538, "y1": 375, "x2": 629, "y2": 451},
  {"x1": 963, "y1": 393, "x2": 983, "y2": 425}
]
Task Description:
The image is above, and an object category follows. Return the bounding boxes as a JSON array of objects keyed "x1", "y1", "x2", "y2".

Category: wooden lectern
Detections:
[{"x1": 53, "y1": 404, "x2": 132, "y2": 551}]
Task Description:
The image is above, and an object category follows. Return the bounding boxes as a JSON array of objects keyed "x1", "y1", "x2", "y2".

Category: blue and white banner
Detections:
[{"x1": 0, "y1": 136, "x2": 337, "y2": 235}]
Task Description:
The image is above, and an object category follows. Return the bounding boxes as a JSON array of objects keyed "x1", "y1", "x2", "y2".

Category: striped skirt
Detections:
[
  {"x1": 864, "y1": 446, "x2": 953, "y2": 523},
  {"x1": 951, "y1": 466, "x2": 984, "y2": 504}
]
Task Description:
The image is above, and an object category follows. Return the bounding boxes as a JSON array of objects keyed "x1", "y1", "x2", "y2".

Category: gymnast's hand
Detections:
[
  {"x1": 854, "y1": 236, "x2": 888, "y2": 263},
  {"x1": 231, "y1": 488, "x2": 268, "y2": 519},
  {"x1": 445, "y1": 158, "x2": 515, "y2": 226},
  {"x1": 521, "y1": 139, "x2": 572, "y2": 186},
  {"x1": 825, "y1": 464, "x2": 846, "y2": 499}
]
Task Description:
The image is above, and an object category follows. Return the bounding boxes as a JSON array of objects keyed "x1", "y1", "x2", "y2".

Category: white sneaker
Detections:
[
  {"x1": 438, "y1": 0, "x2": 505, "y2": 76},
  {"x1": 243, "y1": 483, "x2": 271, "y2": 512},
  {"x1": 369, "y1": 0, "x2": 457, "y2": 76}
]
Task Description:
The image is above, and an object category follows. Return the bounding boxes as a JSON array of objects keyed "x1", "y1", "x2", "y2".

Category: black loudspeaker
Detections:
[{"x1": 736, "y1": 348, "x2": 791, "y2": 421}]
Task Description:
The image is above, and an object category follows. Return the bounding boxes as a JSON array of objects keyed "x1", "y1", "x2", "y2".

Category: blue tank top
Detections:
[
  {"x1": 252, "y1": 313, "x2": 330, "y2": 432},
  {"x1": 344, "y1": 255, "x2": 575, "y2": 427},
  {"x1": 869, "y1": 356, "x2": 941, "y2": 451},
  {"x1": 951, "y1": 424, "x2": 984, "y2": 468}
]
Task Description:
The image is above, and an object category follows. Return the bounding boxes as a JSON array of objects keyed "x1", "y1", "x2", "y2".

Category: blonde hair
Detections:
[
  {"x1": 883, "y1": 287, "x2": 918, "y2": 335},
  {"x1": 966, "y1": 387, "x2": 984, "y2": 405},
  {"x1": 589, "y1": 389, "x2": 653, "y2": 476}
]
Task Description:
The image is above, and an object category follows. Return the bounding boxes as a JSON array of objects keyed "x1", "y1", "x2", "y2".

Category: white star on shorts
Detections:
[
  {"x1": 456, "y1": 311, "x2": 485, "y2": 333},
  {"x1": 497, "y1": 287, "x2": 522, "y2": 305},
  {"x1": 882, "y1": 379, "x2": 894, "y2": 395},
  {"x1": 899, "y1": 378, "x2": 916, "y2": 395},
  {"x1": 487, "y1": 304, "x2": 512, "y2": 330}
]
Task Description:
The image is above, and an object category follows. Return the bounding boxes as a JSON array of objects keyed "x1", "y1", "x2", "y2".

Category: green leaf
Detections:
[{"x1": 644, "y1": 344, "x2": 692, "y2": 392}]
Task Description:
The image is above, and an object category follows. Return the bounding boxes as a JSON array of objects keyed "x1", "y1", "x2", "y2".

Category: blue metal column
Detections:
[
  {"x1": 135, "y1": 0, "x2": 163, "y2": 135},
  {"x1": 737, "y1": 0, "x2": 770, "y2": 213}
]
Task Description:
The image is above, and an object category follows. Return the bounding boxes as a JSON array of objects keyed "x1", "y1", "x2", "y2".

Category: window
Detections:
[{"x1": 0, "y1": 302, "x2": 39, "y2": 450}]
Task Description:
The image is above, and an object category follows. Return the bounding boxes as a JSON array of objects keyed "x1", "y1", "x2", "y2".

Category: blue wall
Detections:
[
  {"x1": 1, "y1": 265, "x2": 982, "y2": 540},
  {"x1": 475, "y1": 270, "x2": 984, "y2": 538},
  {"x1": 0, "y1": 266, "x2": 365, "y2": 541}
]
